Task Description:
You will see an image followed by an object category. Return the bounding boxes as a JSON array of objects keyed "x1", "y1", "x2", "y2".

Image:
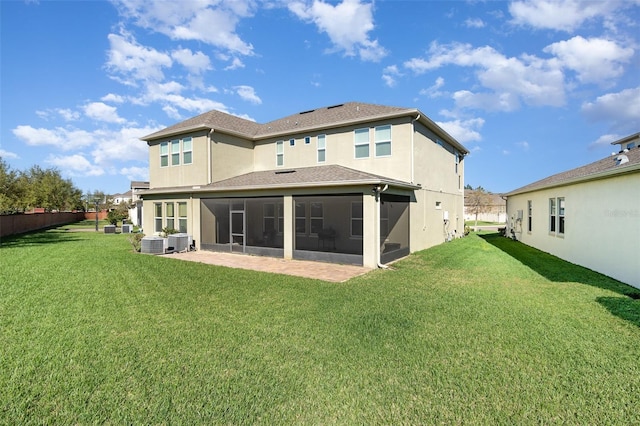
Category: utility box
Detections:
[
  {"x1": 104, "y1": 225, "x2": 116, "y2": 234},
  {"x1": 141, "y1": 236, "x2": 165, "y2": 254},
  {"x1": 168, "y1": 233, "x2": 189, "y2": 252}
]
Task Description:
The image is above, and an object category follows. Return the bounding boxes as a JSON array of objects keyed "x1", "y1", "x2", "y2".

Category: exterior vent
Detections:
[
  {"x1": 141, "y1": 236, "x2": 165, "y2": 254},
  {"x1": 615, "y1": 154, "x2": 629, "y2": 166},
  {"x1": 275, "y1": 169, "x2": 296, "y2": 174},
  {"x1": 299, "y1": 109, "x2": 315, "y2": 114},
  {"x1": 327, "y1": 104, "x2": 344, "y2": 109}
]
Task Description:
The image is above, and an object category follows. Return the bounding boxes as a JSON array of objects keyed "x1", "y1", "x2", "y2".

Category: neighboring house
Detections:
[
  {"x1": 140, "y1": 102, "x2": 468, "y2": 268},
  {"x1": 112, "y1": 191, "x2": 132, "y2": 206},
  {"x1": 504, "y1": 132, "x2": 640, "y2": 289},
  {"x1": 464, "y1": 191, "x2": 506, "y2": 223},
  {"x1": 130, "y1": 181, "x2": 149, "y2": 227}
]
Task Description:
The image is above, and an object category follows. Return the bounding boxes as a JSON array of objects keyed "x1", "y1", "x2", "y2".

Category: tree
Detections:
[
  {"x1": 0, "y1": 158, "x2": 18, "y2": 214},
  {"x1": 107, "y1": 201, "x2": 130, "y2": 225},
  {"x1": 466, "y1": 187, "x2": 492, "y2": 227}
]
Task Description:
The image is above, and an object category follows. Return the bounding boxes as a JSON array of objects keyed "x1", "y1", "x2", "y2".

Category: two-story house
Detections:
[{"x1": 140, "y1": 102, "x2": 468, "y2": 268}]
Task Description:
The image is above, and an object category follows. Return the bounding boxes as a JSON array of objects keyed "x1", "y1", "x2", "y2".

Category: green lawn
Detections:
[{"x1": 1, "y1": 228, "x2": 639, "y2": 424}]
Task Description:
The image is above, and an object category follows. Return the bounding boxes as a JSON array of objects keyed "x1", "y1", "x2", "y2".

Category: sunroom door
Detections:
[{"x1": 230, "y1": 210, "x2": 245, "y2": 253}]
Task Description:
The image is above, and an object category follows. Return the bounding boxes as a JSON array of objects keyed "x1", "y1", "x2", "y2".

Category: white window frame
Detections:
[
  {"x1": 154, "y1": 203, "x2": 163, "y2": 233},
  {"x1": 549, "y1": 198, "x2": 556, "y2": 233},
  {"x1": 276, "y1": 140, "x2": 284, "y2": 167},
  {"x1": 317, "y1": 134, "x2": 326, "y2": 163},
  {"x1": 374, "y1": 125, "x2": 392, "y2": 157},
  {"x1": 171, "y1": 139, "x2": 180, "y2": 166},
  {"x1": 558, "y1": 197, "x2": 565, "y2": 235},
  {"x1": 289, "y1": 138, "x2": 295, "y2": 147},
  {"x1": 165, "y1": 202, "x2": 175, "y2": 231},
  {"x1": 182, "y1": 137, "x2": 192, "y2": 165},
  {"x1": 160, "y1": 142, "x2": 169, "y2": 167},
  {"x1": 527, "y1": 200, "x2": 532, "y2": 233},
  {"x1": 295, "y1": 202, "x2": 306, "y2": 235},
  {"x1": 178, "y1": 202, "x2": 187, "y2": 233},
  {"x1": 354, "y1": 128, "x2": 370, "y2": 159},
  {"x1": 304, "y1": 136, "x2": 311, "y2": 145}
]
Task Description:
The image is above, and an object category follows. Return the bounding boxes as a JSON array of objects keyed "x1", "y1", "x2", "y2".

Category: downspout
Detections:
[
  {"x1": 207, "y1": 129, "x2": 214, "y2": 184},
  {"x1": 411, "y1": 114, "x2": 420, "y2": 184},
  {"x1": 376, "y1": 184, "x2": 389, "y2": 269}
]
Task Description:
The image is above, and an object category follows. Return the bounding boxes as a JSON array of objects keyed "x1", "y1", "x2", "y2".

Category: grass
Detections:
[
  {"x1": 465, "y1": 220, "x2": 504, "y2": 226},
  {"x1": 1, "y1": 228, "x2": 639, "y2": 424}
]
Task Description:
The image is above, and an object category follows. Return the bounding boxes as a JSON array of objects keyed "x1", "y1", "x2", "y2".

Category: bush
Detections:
[
  {"x1": 107, "y1": 208, "x2": 129, "y2": 226},
  {"x1": 128, "y1": 233, "x2": 144, "y2": 252}
]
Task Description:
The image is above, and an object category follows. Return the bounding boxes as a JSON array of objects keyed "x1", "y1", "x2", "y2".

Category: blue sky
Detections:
[{"x1": 1, "y1": 0, "x2": 639, "y2": 196}]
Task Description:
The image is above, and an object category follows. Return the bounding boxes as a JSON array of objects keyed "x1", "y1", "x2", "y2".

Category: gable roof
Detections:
[
  {"x1": 141, "y1": 164, "x2": 419, "y2": 196},
  {"x1": 141, "y1": 101, "x2": 468, "y2": 154},
  {"x1": 506, "y1": 144, "x2": 640, "y2": 196}
]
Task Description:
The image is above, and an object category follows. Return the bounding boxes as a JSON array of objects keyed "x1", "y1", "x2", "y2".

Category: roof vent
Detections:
[
  {"x1": 615, "y1": 154, "x2": 629, "y2": 166},
  {"x1": 299, "y1": 109, "x2": 315, "y2": 114},
  {"x1": 327, "y1": 104, "x2": 344, "y2": 109},
  {"x1": 275, "y1": 169, "x2": 296, "y2": 175}
]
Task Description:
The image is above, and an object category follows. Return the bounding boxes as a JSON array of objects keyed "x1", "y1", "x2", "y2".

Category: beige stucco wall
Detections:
[
  {"x1": 210, "y1": 132, "x2": 254, "y2": 182},
  {"x1": 147, "y1": 130, "x2": 209, "y2": 188},
  {"x1": 506, "y1": 172, "x2": 640, "y2": 289},
  {"x1": 252, "y1": 117, "x2": 415, "y2": 182}
]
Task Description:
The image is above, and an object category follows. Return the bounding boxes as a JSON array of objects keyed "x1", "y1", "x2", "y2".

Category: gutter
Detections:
[{"x1": 411, "y1": 113, "x2": 421, "y2": 183}]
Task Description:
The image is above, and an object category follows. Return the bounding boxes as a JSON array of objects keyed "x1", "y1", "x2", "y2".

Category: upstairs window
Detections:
[
  {"x1": 289, "y1": 138, "x2": 295, "y2": 147},
  {"x1": 375, "y1": 125, "x2": 391, "y2": 157},
  {"x1": 317, "y1": 134, "x2": 326, "y2": 163},
  {"x1": 305, "y1": 136, "x2": 311, "y2": 145},
  {"x1": 160, "y1": 142, "x2": 169, "y2": 167},
  {"x1": 354, "y1": 128, "x2": 370, "y2": 158},
  {"x1": 276, "y1": 140, "x2": 284, "y2": 166},
  {"x1": 171, "y1": 139, "x2": 180, "y2": 166},
  {"x1": 182, "y1": 137, "x2": 192, "y2": 164}
]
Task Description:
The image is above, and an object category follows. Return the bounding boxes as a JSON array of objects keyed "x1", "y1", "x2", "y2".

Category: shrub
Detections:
[{"x1": 128, "y1": 232, "x2": 144, "y2": 252}]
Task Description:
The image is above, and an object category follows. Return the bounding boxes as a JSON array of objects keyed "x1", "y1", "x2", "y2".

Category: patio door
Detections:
[{"x1": 230, "y1": 209, "x2": 245, "y2": 253}]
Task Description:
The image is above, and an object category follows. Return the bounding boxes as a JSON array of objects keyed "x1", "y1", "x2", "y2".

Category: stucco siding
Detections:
[
  {"x1": 148, "y1": 130, "x2": 209, "y2": 188},
  {"x1": 506, "y1": 173, "x2": 640, "y2": 289},
  {"x1": 210, "y1": 133, "x2": 254, "y2": 183}
]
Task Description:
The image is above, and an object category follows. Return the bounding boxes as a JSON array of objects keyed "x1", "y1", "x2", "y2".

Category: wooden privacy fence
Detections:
[{"x1": 0, "y1": 212, "x2": 92, "y2": 238}]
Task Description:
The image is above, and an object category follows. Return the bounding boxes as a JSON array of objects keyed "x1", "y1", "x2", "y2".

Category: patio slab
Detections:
[{"x1": 162, "y1": 250, "x2": 372, "y2": 282}]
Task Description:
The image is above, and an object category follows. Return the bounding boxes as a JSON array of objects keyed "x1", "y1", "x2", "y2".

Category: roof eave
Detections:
[
  {"x1": 141, "y1": 124, "x2": 213, "y2": 142},
  {"x1": 505, "y1": 162, "x2": 640, "y2": 196}
]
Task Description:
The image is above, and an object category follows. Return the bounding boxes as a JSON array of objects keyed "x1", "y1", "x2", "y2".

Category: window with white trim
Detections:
[
  {"x1": 375, "y1": 125, "x2": 391, "y2": 157},
  {"x1": 354, "y1": 128, "x2": 370, "y2": 158},
  {"x1": 276, "y1": 140, "x2": 284, "y2": 166},
  {"x1": 289, "y1": 138, "x2": 295, "y2": 147},
  {"x1": 549, "y1": 198, "x2": 556, "y2": 233},
  {"x1": 351, "y1": 201, "x2": 363, "y2": 238},
  {"x1": 558, "y1": 197, "x2": 565, "y2": 234},
  {"x1": 178, "y1": 202, "x2": 187, "y2": 233},
  {"x1": 317, "y1": 134, "x2": 326, "y2": 163},
  {"x1": 160, "y1": 142, "x2": 169, "y2": 167},
  {"x1": 527, "y1": 200, "x2": 532, "y2": 232},
  {"x1": 304, "y1": 136, "x2": 311, "y2": 145},
  {"x1": 171, "y1": 139, "x2": 180, "y2": 166},
  {"x1": 182, "y1": 137, "x2": 192, "y2": 164},
  {"x1": 166, "y1": 202, "x2": 175, "y2": 231},
  {"x1": 154, "y1": 203, "x2": 163, "y2": 232}
]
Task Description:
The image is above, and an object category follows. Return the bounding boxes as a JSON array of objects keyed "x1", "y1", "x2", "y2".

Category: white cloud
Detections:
[
  {"x1": 508, "y1": 0, "x2": 619, "y2": 32},
  {"x1": 289, "y1": 0, "x2": 387, "y2": 62},
  {"x1": 171, "y1": 48, "x2": 212, "y2": 74},
  {"x1": 464, "y1": 18, "x2": 485, "y2": 28},
  {"x1": 106, "y1": 32, "x2": 172, "y2": 84},
  {"x1": 57, "y1": 108, "x2": 81, "y2": 121},
  {"x1": 544, "y1": 36, "x2": 634, "y2": 84},
  {"x1": 581, "y1": 87, "x2": 640, "y2": 132},
  {"x1": 84, "y1": 102, "x2": 127, "y2": 124},
  {"x1": 0, "y1": 148, "x2": 19, "y2": 159},
  {"x1": 12, "y1": 125, "x2": 95, "y2": 150},
  {"x1": 516, "y1": 141, "x2": 530, "y2": 151},
  {"x1": 224, "y1": 57, "x2": 245, "y2": 71},
  {"x1": 113, "y1": 0, "x2": 255, "y2": 55},
  {"x1": 101, "y1": 93, "x2": 125, "y2": 103},
  {"x1": 233, "y1": 85, "x2": 262, "y2": 105},
  {"x1": 120, "y1": 166, "x2": 149, "y2": 182},
  {"x1": 46, "y1": 154, "x2": 105, "y2": 177},
  {"x1": 406, "y1": 42, "x2": 566, "y2": 111},
  {"x1": 419, "y1": 77, "x2": 445, "y2": 98},
  {"x1": 588, "y1": 133, "x2": 623, "y2": 150},
  {"x1": 382, "y1": 65, "x2": 401, "y2": 87},
  {"x1": 436, "y1": 117, "x2": 485, "y2": 144}
]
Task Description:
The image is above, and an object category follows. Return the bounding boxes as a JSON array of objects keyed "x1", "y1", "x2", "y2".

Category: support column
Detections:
[{"x1": 283, "y1": 194, "x2": 293, "y2": 260}]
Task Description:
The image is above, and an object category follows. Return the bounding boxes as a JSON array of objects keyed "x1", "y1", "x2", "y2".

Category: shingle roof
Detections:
[
  {"x1": 506, "y1": 145, "x2": 640, "y2": 196},
  {"x1": 141, "y1": 164, "x2": 419, "y2": 196}
]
